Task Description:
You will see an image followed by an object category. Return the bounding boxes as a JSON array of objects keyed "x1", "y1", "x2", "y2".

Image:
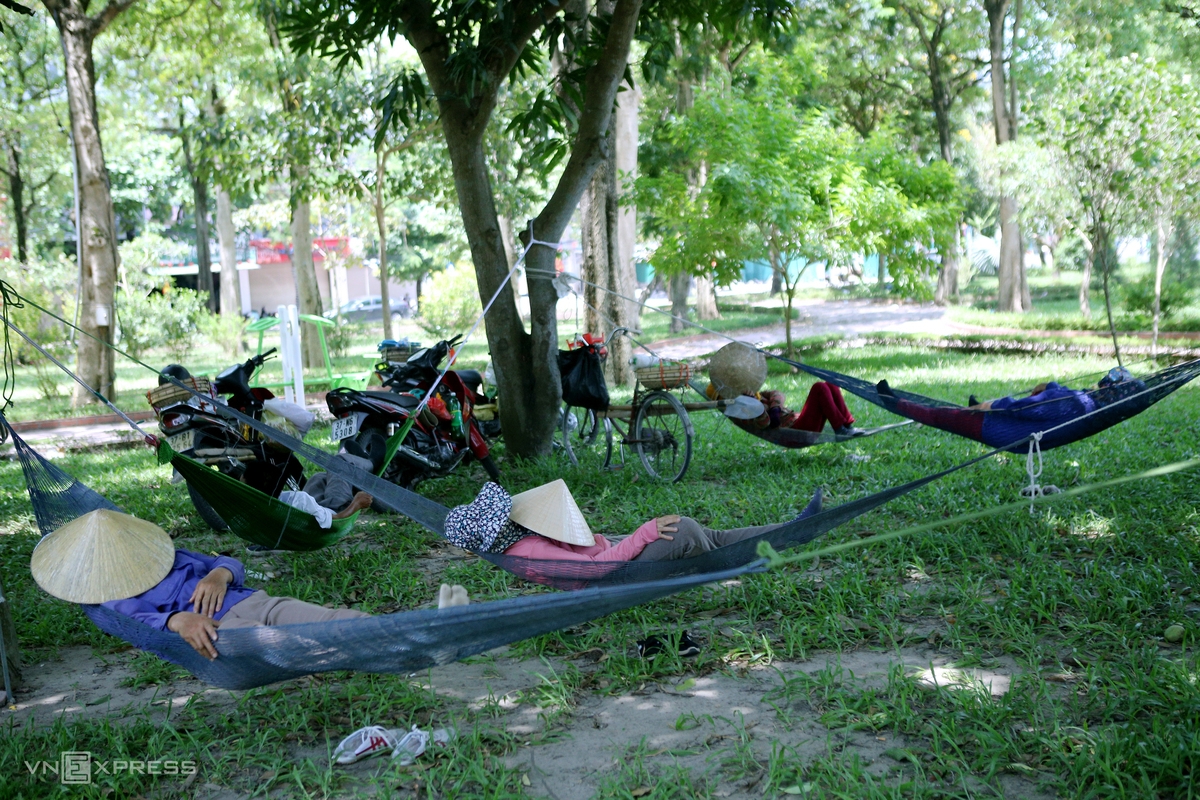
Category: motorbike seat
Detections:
[
  {"x1": 361, "y1": 390, "x2": 421, "y2": 408},
  {"x1": 454, "y1": 369, "x2": 484, "y2": 395}
]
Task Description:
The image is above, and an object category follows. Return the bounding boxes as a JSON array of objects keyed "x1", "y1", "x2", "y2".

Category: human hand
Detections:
[
  {"x1": 655, "y1": 515, "x2": 681, "y2": 541},
  {"x1": 168, "y1": 612, "x2": 220, "y2": 660},
  {"x1": 189, "y1": 567, "x2": 232, "y2": 618}
]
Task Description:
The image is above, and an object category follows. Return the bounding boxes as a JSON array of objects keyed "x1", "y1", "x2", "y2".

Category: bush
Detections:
[
  {"x1": 1121, "y1": 274, "x2": 1193, "y2": 321},
  {"x1": 117, "y1": 288, "x2": 207, "y2": 362},
  {"x1": 200, "y1": 312, "x2": 248, "y2": 360},
  {"x1": 0, "y1": 255, "x2": 77, "y2": 400},
  {"x1": 417, "y1": 264, "x2": 481, "y2": 339},
  {"x1": 323, "y1": 320, "x2": 366, "y2": 359}
]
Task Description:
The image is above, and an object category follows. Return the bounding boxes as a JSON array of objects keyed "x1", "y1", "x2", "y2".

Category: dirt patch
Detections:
[
  {"x1": 4, "y1": 646, "x2": 237, "y2": 727},
  {"x1": 3, "y1": 645, "x2": 1049, "y2": 799}
]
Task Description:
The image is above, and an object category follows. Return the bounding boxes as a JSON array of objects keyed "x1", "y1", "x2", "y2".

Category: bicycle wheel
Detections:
[
  {"x1": 560, "y1": 404, "x2": 609, "y2": 466},
  {"x1": 634, "y1": 391, "x2": 694, "y2": 482}
]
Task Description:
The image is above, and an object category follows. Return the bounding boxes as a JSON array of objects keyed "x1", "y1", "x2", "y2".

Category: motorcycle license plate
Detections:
[
  {"x1": 331, "y1": 416, "x2": 359, "y2": 441},
  {"x1": 168, "y1": 429, "x2": 195, "y2": 453}
]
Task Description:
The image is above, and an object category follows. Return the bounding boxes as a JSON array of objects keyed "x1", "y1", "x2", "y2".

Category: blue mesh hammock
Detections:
[
  {"x1": 784, "y1": 357, "x2": 1200, "y2": 451},
  {"x1": 1, "y1": 416, "x2": 763, "y2": 690}
]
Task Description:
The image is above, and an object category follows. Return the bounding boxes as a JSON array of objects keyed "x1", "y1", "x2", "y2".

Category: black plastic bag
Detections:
[{"x1": 558, "y1": 348, "x2": 609, "y2": 411}]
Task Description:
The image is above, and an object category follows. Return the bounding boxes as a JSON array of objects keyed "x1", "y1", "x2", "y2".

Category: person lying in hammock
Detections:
[
  {"x1": 706, "y1": 380, "x2": 865, "y2": 437},
  {"x1": 963, "y1": 367, "x2": 1144, "y2": 413},
  {"x1": 109, "y1": 548, "x2": 471, "y2": 660},
  {"x1": 444, "y1": 480, "x2": 823, "y2": 564},
  {"x1": 276, "y1": 443, "x2": 376, "y2": 529}
]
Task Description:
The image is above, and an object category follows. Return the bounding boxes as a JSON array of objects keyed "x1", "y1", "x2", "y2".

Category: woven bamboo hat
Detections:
[
  {"x1": 509, "y1": 479, "x2": 595, "y2": 546},
  {"x1": 708, "y1": 342, "x2": 767, "y2": 399},
  {"x1": 31, "y1": 510, "x2": 175, "y2": 603}
]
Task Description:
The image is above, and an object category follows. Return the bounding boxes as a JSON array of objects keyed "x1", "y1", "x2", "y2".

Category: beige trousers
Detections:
[{"x1": 219, "y1": 590, "x2": 370, "y2": 628}]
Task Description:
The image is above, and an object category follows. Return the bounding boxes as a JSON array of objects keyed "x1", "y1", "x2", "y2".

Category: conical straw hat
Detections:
[
  {"x1": 708, "y1": 342, "x2": 767, "y2": 399},
  {"x1": 509, "y1": 479, "x2": 595, "y2": 546},
  {"x1": 31, "y1": 509, "x2": 175, "y2": 603}
]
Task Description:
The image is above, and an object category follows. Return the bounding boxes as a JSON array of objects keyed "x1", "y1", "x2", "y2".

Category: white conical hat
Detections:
[
  {"x1": 30, "y1": 510, "x2": 175, "y2": 604},
  {"x1": 509, "y1": 479, "x2": 595, "y2": 546}
]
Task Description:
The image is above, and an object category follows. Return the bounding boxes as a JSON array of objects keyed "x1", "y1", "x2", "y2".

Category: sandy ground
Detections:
[{"x1": 6, "y1": 643, "x2": 1054, "y2": 799}]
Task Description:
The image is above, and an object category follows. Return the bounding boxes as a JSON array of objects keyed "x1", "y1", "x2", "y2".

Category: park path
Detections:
[{"x1": 645, "y1": 298, "x2": 952, "y2": 359}]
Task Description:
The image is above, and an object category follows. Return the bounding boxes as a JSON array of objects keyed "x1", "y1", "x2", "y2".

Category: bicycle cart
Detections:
[{"x1": 558, "y1": 328, "x2": 742, "y2": 482}]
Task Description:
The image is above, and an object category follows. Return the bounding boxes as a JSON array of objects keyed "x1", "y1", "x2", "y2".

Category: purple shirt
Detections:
[
  {"x1": 989, "y1": 382, "x2": 1096, "y2": 416},
  {"x1": 102, "y1": 550, "x2": 257, "y2": 631}
]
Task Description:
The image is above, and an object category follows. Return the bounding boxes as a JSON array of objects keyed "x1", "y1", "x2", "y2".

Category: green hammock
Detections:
[{"x1": 159, "y1": 442, "x2": 360, "y2": 551}]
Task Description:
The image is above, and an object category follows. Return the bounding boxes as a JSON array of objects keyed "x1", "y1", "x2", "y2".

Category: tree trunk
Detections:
[
  {"x1": 987, "y1": 0, "x2": 1026, "y2": 313},
  {"x1": 668, "y1": 272, "x2": 690, "y2": 333},
  {"x1": 497, "y1": 214, "x2": 524, "y2": 315},
  {"x1": 695, "y1": 274, "x2": 720, "y2": 319},
  {"x1": 1079, "y1": 243, "x2": 1093, "y2": 318},
  {"x1": 878, "y1": 253, "x2": 887, "y2": 287},
  {"x1": 1152, "y1": 213, "x2": 1172, "y2": 357},
  {"x1": 193, "y1": 176, "x2": 215, "y2": 312},
  {"x1": 0, "y1": 575, "x2": 21, "y2": 691},
  {"x1": 769, "y1": 268, "x2": 782, "y2": 296},
  {"x1": 581, "y1": 156, "x2": 610, "y2": 337},
  {"x1": 4, "y1": 144, "x2": 28, "y2": 263},
  {"x1": 290, "y1": 193, "x2": 323, "y2": 369},
  {"x1": 610, "y1": 70, "x2": 640, "y2": 385},
  {"x1": 375, "y1": 152, "x2": 393, "y2": 341},
  {"x1": 216, "y1": 188, "x2": 240, "y2": 316},
  {"x1": 51, "y1": 3, "x2": 120, "y2": 406},
  {"x1": 934, "y1": 226, "x2": 961, "y2": 305}
]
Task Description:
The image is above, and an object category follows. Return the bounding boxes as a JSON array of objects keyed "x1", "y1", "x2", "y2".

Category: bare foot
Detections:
[{"x1": 333, "y1": 491, "x2": 373, "y2": 519}]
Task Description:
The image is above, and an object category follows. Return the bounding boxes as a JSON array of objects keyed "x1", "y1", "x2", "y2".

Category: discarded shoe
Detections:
[
  {"x1": 391, "y1": 726, "x2": 430, "y2": 766},
  {"x1": 637, "y1": 630, "x2": 702, "y2": 659},
  {"x1": 333, "y1": 725, "x2": 402, "y2": 765}
]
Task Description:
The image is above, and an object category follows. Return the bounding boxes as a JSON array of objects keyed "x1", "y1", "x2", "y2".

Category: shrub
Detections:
[
  {"x1": 200, "y1": 312, "x2": 248, "y2": 360},
  {"x1": 0, "y1": 255, "x2": 77, "y2": 400},
  {"x1": 1121, "y1": 274, "x2": 1193, "y2": 321},
  {"x1": 417, "y1": 263, "x2": 481, "y2": 339}
]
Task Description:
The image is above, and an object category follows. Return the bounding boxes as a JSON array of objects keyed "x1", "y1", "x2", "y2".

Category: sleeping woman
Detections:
[{"x1": 443, "y1": 480, "x2": 823, "y2": 564}]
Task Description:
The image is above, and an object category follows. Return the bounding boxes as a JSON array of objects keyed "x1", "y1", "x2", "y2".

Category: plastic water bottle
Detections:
[
  {"x1": 448, "y1": 395, "x2": 464, "y2": 439},
  {"x1": 630, "y1": 354, "x2": 661, "y2": 370}
]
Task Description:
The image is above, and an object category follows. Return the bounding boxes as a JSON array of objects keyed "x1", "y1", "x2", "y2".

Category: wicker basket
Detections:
[
  {"x1": 147, "y1": 377, "x2": 214, "y2": 410},
  {"x1": 380, "y1": 345, "x2": 419, "y2": 364},
  {"x1": 636, "y1": 362, "x2": 692, "y2": 390}
]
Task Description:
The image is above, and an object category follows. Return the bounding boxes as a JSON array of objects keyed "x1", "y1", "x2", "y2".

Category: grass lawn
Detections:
[{"x1": 1, "y1": 345, "x2": 1198, "y2": 798}]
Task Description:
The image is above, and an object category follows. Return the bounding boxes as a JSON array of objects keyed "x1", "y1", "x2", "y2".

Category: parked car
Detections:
[{"x1": 326, "y1": 295, "x2": 412, "y2": 323}]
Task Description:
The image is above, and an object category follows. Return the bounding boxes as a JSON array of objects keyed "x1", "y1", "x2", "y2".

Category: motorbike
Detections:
[
  {"x1": 325, "y1": 336, "x2": 501, "y2": 489},
  {"x1": 152, "y1": 348, "x2": 304, "y2": 530}
]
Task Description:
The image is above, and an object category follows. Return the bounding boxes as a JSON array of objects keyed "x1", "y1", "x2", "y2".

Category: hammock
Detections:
[
  {"x1": 178, "y1": 390, "x2": 1000, "y2": 588},
  {"x1": 1, "y1": 416, "x2": 762, "y2": 690},
  {"x1": 786, "y1": 358, "x2": 1200, "y2": 451},
  {"x1": 727, "y1": 417, "x2": 914, "y2": 449},
  {"x1": 160, "y1": 442, "x2": 359, "y2": 552}
]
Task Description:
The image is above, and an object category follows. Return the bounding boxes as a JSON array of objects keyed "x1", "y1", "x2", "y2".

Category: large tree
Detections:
[
  {"x1": 893, "y1": 0, "x2": 980, "y2": 306},
  {"x1": 40, "y1": 0, "x2": 139, "y2": 404},
  {"x1": 984, "y1": 0, "x2": 1029, "y2": 312},
  {"x1": 287, "y1": 0, "x2": 770, "y2": 455}
]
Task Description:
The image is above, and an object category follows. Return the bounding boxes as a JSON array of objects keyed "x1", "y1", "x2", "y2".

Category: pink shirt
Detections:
[{"x1": 502, "y1": 520, "x2": 660, "y2": 562}]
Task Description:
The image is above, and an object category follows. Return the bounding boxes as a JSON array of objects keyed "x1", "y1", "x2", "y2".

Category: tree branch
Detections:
[
  {"x1": 89, "y1": 0, "x2": 138, "y2": 36},
  {"x1": 0, "y1": 0, "x2": 35, "y2": 17}
]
